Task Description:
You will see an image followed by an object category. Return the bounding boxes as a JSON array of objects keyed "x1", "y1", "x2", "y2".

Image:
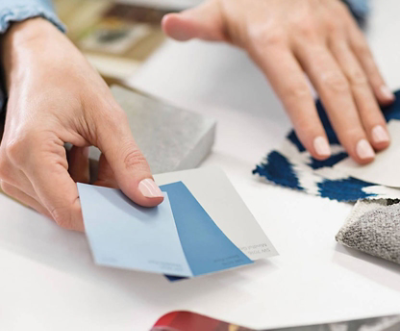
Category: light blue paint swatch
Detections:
[
  {"x1": 78, "y1": 184, "x2": 192, "y2": 276},
  {"x1": 78, "y1": 182, "x2": 252, "y2": 277}
]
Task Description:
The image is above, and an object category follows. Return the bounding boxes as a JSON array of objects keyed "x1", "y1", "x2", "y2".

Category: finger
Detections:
[
  {"x1": 330, "y1": 39, "x2": 390, "y2": 151},
  {"x1": 94, "y1": 153, "x2": 118, "y2": 188},
  {"x1": 68, "y1": 146, "x2": 90, "y2": 183},
  {"x1": 348, "y1": 23, "x2": 395, "y2": 105},
  {"x1": 24, "y1": 138, "x2": 84, "y2": 231},
  {"x1": 0, "y1": 180, "x2": 52, "y2": 218},
  {"x1": 96, "y1": 112, "x2": 164, "y2": 207},
  {"x1": 296, "y1": 45, "x2": 375, "y2": 164},
  {"x1": 248, "y1": 45, "x2": 331, "y2": 159},
  {"x1": 0, "y1": 154, "x2": 37, "y2": 197},
  {"x1": 162, "y1": 0, "x2": 226, "y2": 42}
]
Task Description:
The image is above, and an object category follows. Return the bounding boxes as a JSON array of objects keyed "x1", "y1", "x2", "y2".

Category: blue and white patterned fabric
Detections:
[{"x1": 253, "y1": 90, "x2": 400, "y2": 202}]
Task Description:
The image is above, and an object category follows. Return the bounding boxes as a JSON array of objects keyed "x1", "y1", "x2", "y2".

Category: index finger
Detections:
[{"x1": 25, "y1": 145, "x2": 84, "y2": 231}]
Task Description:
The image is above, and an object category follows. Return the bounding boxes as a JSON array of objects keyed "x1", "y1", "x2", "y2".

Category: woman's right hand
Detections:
[{"x1": 0, "y1": 18, "x2": 164, "y2": 231}]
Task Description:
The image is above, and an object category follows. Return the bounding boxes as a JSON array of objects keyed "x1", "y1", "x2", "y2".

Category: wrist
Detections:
[
  {"x1": 2, "y1": 17, "x2": 58, "y2": 48},
  {"x1": 1, "y1": 18, "x2": 66, "y2": 90}
]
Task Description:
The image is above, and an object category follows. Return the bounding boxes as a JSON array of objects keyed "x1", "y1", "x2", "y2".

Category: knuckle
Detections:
[
  {"x1": 353, "y1": 41, "x2": 370, "y2": 57},
  {"x1": 295, "y1": 21, "x2": 318, "y2": 41},
  {"x1": 248, "y1": 26, "x2": 286, "y2": 49},
  {"x1": 3, "y1": 131, "x2": 41, "y2": 164},
  {"x1": 4, "y1": 138, "x2": 25, "y2": 162},
  {"x1": 0, "y1": 154, "x2": 12, "y2": 183},
  {"x1": 99, "y1": 105, "x2": 127, "y2": 127},
  {"x1": 326, "y1": 21, "x2": 342, "y2": 35},
  {"x1": 0, "y1": 180, "x2": 11, "y2": 195},
  {"x1": 348, "y1": 70, "x2": 367, "y2": 87},
  {"x1": 96, "y1": 107, "x2": 130, "y2": 141},
  {"x1": 321, "y1": 72, "x2": 349, "y2": 93},
  {"x1": 123, "y1": 147, "x2": 148, "y2": 171},
  {"x1": 51, "y1": 205, "x2": 75, "y2": 230},
  {"x1": 285, "y1": 84, "x2": 310, "y2": 103}
]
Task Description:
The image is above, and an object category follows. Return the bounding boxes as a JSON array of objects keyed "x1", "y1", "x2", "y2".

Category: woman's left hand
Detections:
[{"x1": 163, "y1": 0, "x2": 394, "y2": 164}]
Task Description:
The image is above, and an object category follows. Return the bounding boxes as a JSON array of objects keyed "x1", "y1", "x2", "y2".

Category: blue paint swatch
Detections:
[
  {"x1": 79, "y1": 181, "x2": 252, "y2": 278},
  {"x1": 161, "y1": 182, "x2": 253, "y2": 276}
]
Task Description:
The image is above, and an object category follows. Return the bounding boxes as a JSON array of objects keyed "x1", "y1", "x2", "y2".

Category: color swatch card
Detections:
[
  {"x1": 154, "y1": 167, "x2": 278, "y2": 262},
  {"x1": 78, "y1": 167, "x2": 277, "y2": 277}
]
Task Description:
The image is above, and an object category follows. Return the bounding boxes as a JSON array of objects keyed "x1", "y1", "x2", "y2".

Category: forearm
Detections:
[
  {"x1": 0, "y1": 0, "x2": 65, "y2": 111},
  {"x1": 1, "y1": 17, "x2": 66, "y2": 91}
]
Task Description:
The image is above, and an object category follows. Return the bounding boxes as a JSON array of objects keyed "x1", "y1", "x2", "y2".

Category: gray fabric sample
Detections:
[
  {"x1": 89, "y1": 85, "x2": 217, "y2": 174},
  {"x1": 336, "y1": 199, "x2": 400, "y2": 264}
]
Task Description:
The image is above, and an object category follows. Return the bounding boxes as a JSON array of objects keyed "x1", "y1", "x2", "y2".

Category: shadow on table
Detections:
[
  {"x1": 0, "y1": 196, "x2": 278, "y2": 311},
  {"x1": 333, "y1": 243, "x2": 400, "y2": 293}
]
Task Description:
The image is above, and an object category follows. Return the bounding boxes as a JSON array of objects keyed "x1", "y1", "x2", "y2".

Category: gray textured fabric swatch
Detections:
[{"x1": 336, "y1": 199, "x2": 400, "y2": 264}]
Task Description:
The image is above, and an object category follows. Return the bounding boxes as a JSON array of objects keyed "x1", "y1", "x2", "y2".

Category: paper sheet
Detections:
[
  {"x1": 334, "y1": 121, "x2": 400, "y2": 188},
  {"x1": 162, "y1": 181, "x2": 253, "y2": 276},
  {"x1": 78, "y1": 185, "x2": 192, "y2": 276},
  {"x1": 78, "y1": 178, "x2": 255, "y2": 277},
  {"x1": 154, "y1": 167, "x2": 278, "y2": 260}
]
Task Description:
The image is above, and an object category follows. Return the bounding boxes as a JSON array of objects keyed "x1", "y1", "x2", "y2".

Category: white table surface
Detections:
[{"x1": 2, "y1": 1, "x2": 400, "y2": 330}]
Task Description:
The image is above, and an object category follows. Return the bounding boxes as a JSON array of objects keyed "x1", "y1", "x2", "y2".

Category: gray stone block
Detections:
[{"x1": 89, "y1": 85, "x2": 216, "y2": 174}]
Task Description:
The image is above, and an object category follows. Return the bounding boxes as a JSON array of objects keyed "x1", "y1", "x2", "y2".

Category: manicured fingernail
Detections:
[
  {"x1": 372, "y1": 125, "x2": 390, "y2": 144},
  {"x1": 380, "y1": 85, "x2": 395, "y2": 101},
  {"x1": 139, "y1": 179, "x2": 164, "y2": 198},
  {"x1": 313, "y1": 136, "x2": 331, "y2": 157},
  {"x1": 356, "y1": 139, "x2": 375, "y2": 160}
]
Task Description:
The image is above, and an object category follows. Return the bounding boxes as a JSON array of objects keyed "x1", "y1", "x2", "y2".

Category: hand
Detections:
[
  {"x1": 0, "y1": 18, "x2": 164, "y2": 231},
  {"x1": 163, "y1": 0, "x2": 395, "y2": 164}
]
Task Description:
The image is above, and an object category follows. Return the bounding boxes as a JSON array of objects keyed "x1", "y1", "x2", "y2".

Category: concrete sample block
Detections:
[{"x1": 89, "y1": 85, "x2": 216, "y2": 174}]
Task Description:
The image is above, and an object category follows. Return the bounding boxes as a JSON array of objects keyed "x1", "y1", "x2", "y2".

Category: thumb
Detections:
[
  {"x1": 97, "y1": 119, "x2": 164, "y2": 208},
  {"x1": 162, "y1": 0, "x2": 226, "y2": 42}
]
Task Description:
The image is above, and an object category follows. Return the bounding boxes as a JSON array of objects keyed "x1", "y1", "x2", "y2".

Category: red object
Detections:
[{"x1": 152, "y1": 311, "x2": 254, "y2": 331}]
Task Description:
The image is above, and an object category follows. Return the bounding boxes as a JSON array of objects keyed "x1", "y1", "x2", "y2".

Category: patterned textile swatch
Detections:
[
  {"x1": 253, "y1": 90, "x2": 400, "y2": 202},
  {"x1": 336, "y1": 199, "x2": 400, "y2": 264}
]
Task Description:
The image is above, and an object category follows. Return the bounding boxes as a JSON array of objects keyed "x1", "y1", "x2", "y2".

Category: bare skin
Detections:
[
  {"x1": 0, "y1": 1, "x2": 394, "y2": 230},
  {"x1": 0, "y1": 18, "x2": 164, "y2": 231},
  {"x1": 163, "y1": 0, "x2": 395, "y2": 163}
]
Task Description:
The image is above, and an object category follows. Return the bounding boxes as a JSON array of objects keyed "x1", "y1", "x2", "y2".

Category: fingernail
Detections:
[
  {"x1": 313, "y1": 136, "x2": 331, "y2": 157},
  {"x1": 356, "y1": 139, "x2": 375, "y2": 160},
  {"x1": 372, "y1": 125, "x2": 390, "y2": 144},
  {"x1": 380, "y1": 85, "x2": 395, "y2": 101},
  {"x1": 139, "y1": 179, "x2": 164, "y2": 199}
]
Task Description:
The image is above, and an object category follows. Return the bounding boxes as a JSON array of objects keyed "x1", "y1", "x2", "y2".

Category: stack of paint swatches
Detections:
[{"x1": 78, "y1": 167, "x2": 277, "y2": 278}]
